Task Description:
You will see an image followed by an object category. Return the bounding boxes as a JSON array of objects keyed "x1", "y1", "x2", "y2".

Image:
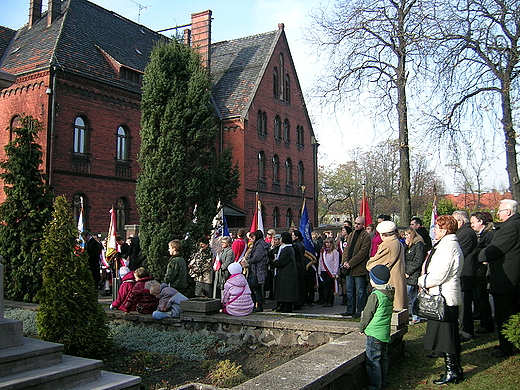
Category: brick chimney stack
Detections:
[
  {"x1": 183, "y1": 28, "x2": 191, "y2": 46},
  {"x1": 278, "y1": 23, "x2": 285, "y2": 30},
  {"x1": 28, "y1": 0, "x2": 43, "y2": 29},
  {"x1": 190, "y1": 10, "x2": 212, "y2": 69},
  {"x1": 47, "y1": 0, "x2": 62, "y2": 27}
]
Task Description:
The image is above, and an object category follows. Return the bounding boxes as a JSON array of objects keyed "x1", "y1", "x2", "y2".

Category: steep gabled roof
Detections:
[
  {"x1": 210, "y1": 30, "x2": 280, "y2": 119},
  {"x1": 1, "y1": 0, "x2": 166, "y2": 92}
]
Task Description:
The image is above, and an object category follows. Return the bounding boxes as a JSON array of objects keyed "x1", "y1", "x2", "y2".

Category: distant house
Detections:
[
  {"x1": 0, "y1": 0, "x2": 318, "y2": 235},
  {"x1": 443, "y1": 191, "x2": 512, "y2": 212}
]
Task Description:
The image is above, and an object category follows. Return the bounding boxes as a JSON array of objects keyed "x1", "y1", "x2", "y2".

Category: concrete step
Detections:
[
  {"x1": 0, "y1": 354, "x2": 102, "y2": 390},
  {"x1": 69, "y1": 371, "x2": 141, "y2": 390},
  {"x1": 0, "y1": 337, "x2": 63, "y2": 378}
]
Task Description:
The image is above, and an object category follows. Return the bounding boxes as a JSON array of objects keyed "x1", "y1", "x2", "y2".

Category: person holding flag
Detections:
[{"x1": 299, "y1": 199, "x2": 317, "y2": 306}]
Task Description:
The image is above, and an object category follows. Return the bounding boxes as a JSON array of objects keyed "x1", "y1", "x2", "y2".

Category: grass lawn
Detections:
[{"x1": 388, "y1": 322, "x2": 520, "y2": 389}]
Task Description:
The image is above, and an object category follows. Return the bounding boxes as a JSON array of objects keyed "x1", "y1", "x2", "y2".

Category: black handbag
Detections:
[{"x1": 413, "y1": 276, "x2": 447, "y2": 321}]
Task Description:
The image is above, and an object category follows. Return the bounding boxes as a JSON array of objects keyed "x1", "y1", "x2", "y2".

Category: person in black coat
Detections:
[
  {"x1": 128, "y1": 235, "x2": 144, "y2": 271},
  {"x1": 271, "y1": 232, "x2": 300, "y2": 312},
  {"x1": 470, "y1": 212, "x2": 495, "y2": 334},
  {"x1": 81, "y1": 230, "x2": 102, "y2": 288},
  {"x1": 404, "y1": 227, "x2": 426, "y2": 324},
  {"x1": 479, "y1": 199, "x2": 520, "y2": 357},
  {"x1": 291, "y1": 229, "x2": 307, "y2": 309},
  {"x1": 453, "y1": 211, "x2": 478, "y2": 341}
]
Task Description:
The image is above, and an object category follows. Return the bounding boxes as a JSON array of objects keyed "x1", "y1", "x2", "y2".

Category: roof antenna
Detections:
[{"x1": 130, "y1": 0, "x2": 151, "y2": 24}]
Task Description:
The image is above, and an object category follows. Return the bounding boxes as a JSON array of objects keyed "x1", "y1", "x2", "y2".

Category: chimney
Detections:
[
  {"x1": 183, "y1": 28, "x2": 191, "y2": 46},
  {"x1": 47, "y1": 0, "x2": 62, "y2": 27},
  {"x1": 29, "y1": 0, "x2": 43, "y2": 29},
  {"x1": 278, "y1": 23, "x2": 285, "y2": 31},
  {"x1": 190, "y1": 10, "x2": 212, "y2": 68}
]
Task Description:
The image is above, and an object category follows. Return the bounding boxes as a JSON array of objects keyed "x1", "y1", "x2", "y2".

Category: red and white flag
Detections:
[{"x1": 249, "y1": 193, "x2": 264, "y2": 234}]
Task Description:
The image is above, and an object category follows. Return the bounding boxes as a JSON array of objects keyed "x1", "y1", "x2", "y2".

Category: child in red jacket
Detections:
[{"x1": 110, "y1": 268, "x2": 135, "y2": 310}]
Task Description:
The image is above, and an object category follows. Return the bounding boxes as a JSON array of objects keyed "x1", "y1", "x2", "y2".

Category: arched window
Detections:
[
  {"x1": 284, "y1": 74, "x2": 290, "y2": 103},
  {"x1": 286, "y1": 208, "x2": 292, "y2": 228},
  {"x1": 273, "y1": 207, "x2": 280, "y2": 228},
  {"x1": 296, "y1": 125, "x2": 304, "y2": 146},
  {"x1": 272, "y1": 154, "x2": 280, "y2": 182},
  {"x1": 297, "y1": 161, "x2": 304, "y2": 187},
  {"x1": 257, "y1": 110, "x2": 263, "y2": 133},
  {"x1": 262, "y1": 112, "x2": 267, "y2": 135},
  {"x1": 257, "y1": 111, "x2": 267, "y2": 135},
  {"x1": 74, "y1": 117, "x2": 87, "y2": 154},
  {"x1": 116, "y1": 197, "x2": 128, "y2": 236},
  {"x1": 285, "y1": 158, "x2": 292, "y2": 184},
  {"x1": 283, "y1": 118, "x2": 290, "y2": 142},
  {"x1": 73, "y1": 194, "x2": 87, "y2": 230},
  {"x1": 116, "y1": 126, "x2": 128, "y2": 161},
  {"x1": 279, "y1": 53, "x2": 284, "y2": 100},
  {"x1": 273, "y1": 67, "x2": 279, "y2": 98},
  {"x1": 258, "y1": 151, "x2": 266, "y2": 179},
  {"x1": 9, "y1": 115, "x2": 22, "y2": 142},
  {"x1": 274, "y1": 115, "x2": 281, "y2": 139}
]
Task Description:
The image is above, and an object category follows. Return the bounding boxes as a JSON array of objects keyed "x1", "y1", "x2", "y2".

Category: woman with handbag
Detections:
[{"x1": 418, "y1": 215, "x2": 464, "y2": 385}]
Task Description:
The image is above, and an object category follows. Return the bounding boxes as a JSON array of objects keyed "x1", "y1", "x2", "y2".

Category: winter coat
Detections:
[
  {"x1": 479, "y1": 212, "x2": 520, "y2": 295},
  {"x1": 456, "y1": 222, "x2": 478, "y2": 291},
  {"x1": 416, "y1": 226, "x2": 433, "y2": 252},
  {"x1": 405, "y1": 237, "x2": 425, "y2": 286},
  {"x1": 232, "y1": 238, "x2": 247, "y2": 262},
  {"x1": 246, "y1": 239, "x2": 270, "y2": 284},
  {"x1": 367, "y1": 235, "x2": 408, "y2": 311},
  {"x1": 370, "y1": 233, "x2": 383, "y2": 258},
  {"x1": 342, "y1": 229, "x2": 371, "y2": 277},
  {"x1": 156, "y1": 283, "x2": 188, "y2": 317},
  {"x1": 359, "y1": 283, "x2": 395, "y2": 343},
  {"x1": 272, "y1": 244, "x2": 300, "y2": 303},
  {"x1": 120, "y1": 276, "x2": 159, "y2": 313},
  {"x1": 222, "y1": 273, "x2": 254, "y2": 316},
  {"x1": 475, "y1": 223, "x2": 495, "y2": 283},
  {"x1": 215, "y1": 246, "x2": 235, "y2": 289},
  {"x1": 418, "y1": 234, "x2": 463, "y2": 307},
  {"x1": 163, "y1": 256, "x2": 187, "y2": 291},
  {"x1": 188, "y1": 247, "x2": 213, "y2": 284},
  {"x1": 111, "y1": 271, "x2": 136, "y2": 309}
]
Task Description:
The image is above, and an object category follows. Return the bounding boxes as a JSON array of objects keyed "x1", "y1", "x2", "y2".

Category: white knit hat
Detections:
[{"x1": 228, "y1": 262, "x2": 242, "y2": 275}]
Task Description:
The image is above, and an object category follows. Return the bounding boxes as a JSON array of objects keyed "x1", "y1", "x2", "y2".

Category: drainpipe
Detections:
[{"x1": 47, "y1": 65, "x2": 57, "y2": 189}]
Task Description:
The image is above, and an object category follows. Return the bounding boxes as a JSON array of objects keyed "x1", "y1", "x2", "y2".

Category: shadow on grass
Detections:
[{"x1": 387, "y1": 322, "x2": 520, "y2": 389}]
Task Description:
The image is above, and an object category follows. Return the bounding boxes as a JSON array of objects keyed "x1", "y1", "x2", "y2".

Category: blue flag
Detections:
[{"x1": 299, "y1": 201, "x2": 316, "y2": 262}]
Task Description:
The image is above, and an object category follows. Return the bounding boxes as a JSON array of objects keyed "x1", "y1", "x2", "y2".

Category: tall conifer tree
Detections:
[
  {"x1": 37, "y1": 196, "x2": 110, "y2": 358},
  {"x1": 137, "y1": 40, "x2": 239, "y2": 279},
  {"x1": 0, "y1": 115, "x2": 53, "y2": 301}
]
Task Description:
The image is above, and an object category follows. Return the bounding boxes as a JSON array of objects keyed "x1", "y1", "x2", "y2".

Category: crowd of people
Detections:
[{"x1": 81, "y1": 198, "x2": 520, "y2": 388}]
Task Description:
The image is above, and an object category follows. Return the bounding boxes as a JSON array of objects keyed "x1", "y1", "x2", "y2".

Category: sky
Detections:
[{"x1": 0, "y1": 0, "x2": 511, "y2": 194}]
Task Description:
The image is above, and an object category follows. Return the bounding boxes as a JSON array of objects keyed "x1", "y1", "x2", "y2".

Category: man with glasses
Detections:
[{"x1": 479, "y1": 199, "x2": 520, "y2": 357}]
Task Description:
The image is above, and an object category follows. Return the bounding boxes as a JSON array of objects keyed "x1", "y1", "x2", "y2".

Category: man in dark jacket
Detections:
[
  {"x1": 81, "y1": 230, "x2": 102, "y2": 288},
  {"x1": 410, "y1": 217, "x2": 432, "y2": 252},
  {"x1": 341, "y1": 216, "x2": 372, "y2": 318},
  {"x1": 479, "y1": 199, "x2": 520, "y2": 357},
  {"x1": 453, "y1": 210, "x2": 478, "y2": 342}
]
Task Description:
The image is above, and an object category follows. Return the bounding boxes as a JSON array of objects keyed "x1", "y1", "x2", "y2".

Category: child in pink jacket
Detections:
[
  {"x1": 110, "y1": 268, "x2": 135, "y2": 310},
  {"x1": 222, "y1": 262, "x2": 254, "y2": 316}
]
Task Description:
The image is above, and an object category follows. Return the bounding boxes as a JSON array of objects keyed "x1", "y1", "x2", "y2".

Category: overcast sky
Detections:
[{"x1": 1, "y1": 0, "x2": 511, "y2": 194}]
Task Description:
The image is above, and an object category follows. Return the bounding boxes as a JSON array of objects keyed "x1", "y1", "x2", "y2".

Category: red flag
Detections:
[{"x1": 359, "y1": 189, "x2": 373, "y2": 226}]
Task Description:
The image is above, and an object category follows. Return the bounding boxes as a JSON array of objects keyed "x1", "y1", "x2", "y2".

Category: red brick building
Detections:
[{"x1": 0, "y1": 0, "x2": 317, "y2": 235}]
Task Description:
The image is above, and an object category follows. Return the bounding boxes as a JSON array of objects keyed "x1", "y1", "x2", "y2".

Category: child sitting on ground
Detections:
[
  {"x1": 150, "y1": 283, "x2": 188, "y2": 319},
  {"x1": 120, "y1": 267, "x2": 159, "y2": 314},
  {"x1": 110, "y1": 267, "x2": 135, "y2": 310},
  {"x1": 221, "y1": 262, "x2": 254, "y2": 316},
  {"x1": 359, "y1": 264, "x2": 394, "y2": 390}
]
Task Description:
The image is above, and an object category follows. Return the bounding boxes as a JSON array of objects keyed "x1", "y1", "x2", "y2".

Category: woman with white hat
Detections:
[{"x1": 367, "y1": 220, "x2": 408, "y2": 311}]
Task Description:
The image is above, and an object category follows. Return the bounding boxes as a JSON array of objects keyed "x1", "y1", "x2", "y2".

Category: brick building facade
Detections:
[{"x1": 0, "y1": 0, "x2": 317, "y2": 236}]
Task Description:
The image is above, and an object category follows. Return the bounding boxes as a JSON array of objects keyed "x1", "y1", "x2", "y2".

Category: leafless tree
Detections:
[
  {"x1": 433, "y1": 0, "x2": 520, "y2": 199},
  {"x1": 308, "y1": 0, "x2": 437, "y2": 223}
]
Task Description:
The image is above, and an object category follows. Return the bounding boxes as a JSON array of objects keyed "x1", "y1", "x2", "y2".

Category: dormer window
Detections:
[{"x1": 120, "y1": 66, "x2": 142, "y2": 84}]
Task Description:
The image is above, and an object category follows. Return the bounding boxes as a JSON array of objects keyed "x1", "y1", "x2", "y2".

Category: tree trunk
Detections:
[
  {"x1": 501, "y1": 81, "x2": 520, "y2": 200},
  {"x1": 397, "y1": 8, "x2": 412, "y2": 224}
]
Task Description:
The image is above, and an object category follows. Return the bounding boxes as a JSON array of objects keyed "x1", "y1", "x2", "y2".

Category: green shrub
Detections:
[
  {"x1": 4, "y1": 308, "x2": 37, "y2": 337},
  {"x1": 206, "y1": 359, "x2": 247, "y2": 388},
  {"x1": 109, "y1": 323, "x2": 222, "y2": 361},
  {"x1": 503, "y1": 313, "x2": 520, "y2": 349},
  {"x1": 36, "y1": 196, "x2": 110, "y2": 358}
]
